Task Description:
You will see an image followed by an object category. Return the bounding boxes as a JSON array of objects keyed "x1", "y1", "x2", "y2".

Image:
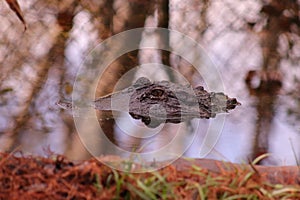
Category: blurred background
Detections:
[{"x1": 0, "y1": 0, "x2": 300, "y2": 165}]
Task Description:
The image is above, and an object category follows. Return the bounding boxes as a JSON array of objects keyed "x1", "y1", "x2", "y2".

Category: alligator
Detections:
[{"x1": 57, "y1": 77, "x2": 240, "y2": 128}]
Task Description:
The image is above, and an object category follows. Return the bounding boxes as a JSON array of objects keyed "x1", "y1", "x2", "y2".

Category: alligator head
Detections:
[{"x1": 125, "y1": 77, "x2": 240, "y2": 128}]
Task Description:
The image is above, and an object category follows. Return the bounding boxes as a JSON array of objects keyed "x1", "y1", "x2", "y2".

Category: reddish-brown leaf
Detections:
[{"x1": 5, "y1": 0, "x2": 27, "y2": 30}]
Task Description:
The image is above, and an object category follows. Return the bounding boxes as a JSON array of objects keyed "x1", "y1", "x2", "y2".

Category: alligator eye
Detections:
[{"x1": 151, "y1": 89, "x2": 164, "y2": 97}]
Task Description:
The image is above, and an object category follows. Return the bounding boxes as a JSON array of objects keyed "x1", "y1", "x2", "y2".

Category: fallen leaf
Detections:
[{"x1": 5, "y1": 0, "x2": 27, "y2": 30}]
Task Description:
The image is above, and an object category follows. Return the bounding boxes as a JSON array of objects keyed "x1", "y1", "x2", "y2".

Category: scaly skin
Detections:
[{"x1": 57, "y1": 77, "x2": 240, "y2": 128}]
